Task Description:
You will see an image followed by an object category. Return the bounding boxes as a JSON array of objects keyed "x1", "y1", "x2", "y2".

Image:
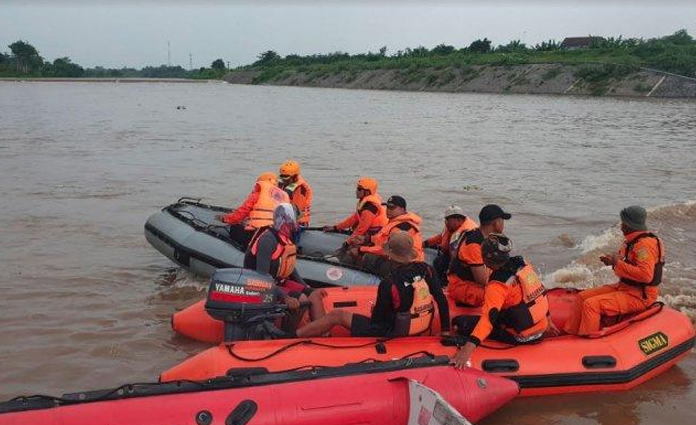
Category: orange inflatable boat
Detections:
[
  {"x1": 167, "y1": 278, "x2": 695, "y2": 397},
  {"x1": 0, "y1": 357, "x2": 519, "y2": 425}
]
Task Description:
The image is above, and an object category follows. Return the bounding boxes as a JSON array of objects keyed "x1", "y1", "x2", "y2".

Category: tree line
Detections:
[
  {"x1": 250, "y1": 29, "x2": 696, "y2": 78},
  {"x1": 0, "y1": 40, "x2": 229, "y2": 79},
  {"x1": 2, "y1": 30, "x2": 695, "y2": 79}
]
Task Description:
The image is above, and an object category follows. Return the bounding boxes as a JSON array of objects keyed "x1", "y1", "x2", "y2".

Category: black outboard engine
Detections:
[{"x1": 205, "y1": 268, "x2": 284, "y2": 342}]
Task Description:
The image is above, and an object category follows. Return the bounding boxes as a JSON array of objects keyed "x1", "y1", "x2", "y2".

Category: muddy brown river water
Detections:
[{"x1": 1, "y1": 81, "x2": 695, "y2": 424}]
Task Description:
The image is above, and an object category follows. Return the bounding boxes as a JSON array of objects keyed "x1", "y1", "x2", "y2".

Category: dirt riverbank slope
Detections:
[{"x1": 224, "y1": 64, "x2": 696, "y2": 98}]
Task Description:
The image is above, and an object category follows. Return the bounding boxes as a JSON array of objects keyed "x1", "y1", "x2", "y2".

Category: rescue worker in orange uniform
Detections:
[
  {"x1": 216, "y1": 172, "x2": 290, "y2": 248},
  {"x1": 424, "y1": 205, "x2": 478, "y2": 281},
  {"x1": 451, "y1": 234, "x2": 550, "y2": 368},
  {"x1": 564, "y1": 206, "x2": 664, "y2": 336},
  {"x1": 447, "y1": 204, "x2": 511, "y2": 307},
  {"x1": 355, "y1": 195, "x2": 424, "y2": 277},
  {"x1": 272, "y1": 231, "x2": 450, "y2": 338},
  {"x1": 278, "y1": 160, "x2": 313, "y2": 228},
  {"x1": 244, "y1": 203, "x2": 326, "y2": 323},
  {"x1": 323, "y1": 177, "x2": 387, "y2": 244}
]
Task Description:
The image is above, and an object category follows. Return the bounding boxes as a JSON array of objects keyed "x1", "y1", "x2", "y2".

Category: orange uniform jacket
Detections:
[
  {"x1": 468, "y1": 258, "x2": 548, "y2": 346},
  {"x1": 425, "y1": 217, "x2": 478, "y2": 255},
  {"x1": 613, "y1": 231, "x2": 663, "y2": 302},
  {"x1": 223, "y1": 181, "x2": 290, "y2": 230},
  {"x1": 335, "y1": 194, "x2": 388, "y2": 243},
  {"x1": 360, "y1": 212, "x2": 424, "y2": 261},
  {"x1": 222, "y1": 190, "x2": 259, "y2": 225},
  {"x1": 281, "y1": 176, "x2": 313, "y2": 227},
  {"x1": 447, "y1": 228, "x2": 487, "y2": 306}
]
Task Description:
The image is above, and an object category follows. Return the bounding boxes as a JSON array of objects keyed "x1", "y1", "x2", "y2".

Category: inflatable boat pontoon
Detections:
[{"x1": 145, "y1": 198, "x2": 436, "y2": 287}]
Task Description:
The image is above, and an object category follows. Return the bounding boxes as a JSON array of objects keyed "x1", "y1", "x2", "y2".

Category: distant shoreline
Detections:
[{"x1": 0, "y1": 77, "x2": 223, "y2": 83}]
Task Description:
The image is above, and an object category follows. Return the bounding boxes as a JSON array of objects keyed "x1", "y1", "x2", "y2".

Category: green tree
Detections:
[
  {"x1": 47, "y1": 57, "x2": 85, "y2": 77},
  {"x1": 534, "y1": 40, "x2": 560, "y2": 51},
  {"x1": 497, "y1": 40, "x2": 527, "y2": 53},
  {"x1": 431, "y1": 44, "x2": 455, "y2": 55},
  {"x1": 404, "y1": 46, "x2": 429, "y2": 57},
  {"x1": 468, "y1": 38, "x2": 492, "y2": 53},
  {"x1": 663, "y1": 29, "x2": 693, "y2": 45},
  {"x1": 254, "y1": 50, "x2": 280, "y2": 66},
  {"x1": 8, "y1": 40, "x2": 43, "y2": 73},
  {"x1": 139, "y1": 65, "x2": 189, "y2": 78},
  {"x1": 211, "y1": 58, "x2": 226, "y2": 70}
]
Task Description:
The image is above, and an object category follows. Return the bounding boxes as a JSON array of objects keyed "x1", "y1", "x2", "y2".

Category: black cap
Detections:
[
  {"x1": 383, "y1": 195, "x2": 407, "y2": 209},
  {"x1": 479, "y1": 204, "x2": 511, "y2": 224}
]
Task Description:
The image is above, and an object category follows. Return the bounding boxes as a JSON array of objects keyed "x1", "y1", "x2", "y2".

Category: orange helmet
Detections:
[
  {"x1": 357, "y1": 176, "x2": 378, "y2": 194},
  {"x1": 257, "y1": 172, "x2": 278, "y2": 185},
  {"x1": 279, "y1": 160, "x2": 300, "y2": 178}
]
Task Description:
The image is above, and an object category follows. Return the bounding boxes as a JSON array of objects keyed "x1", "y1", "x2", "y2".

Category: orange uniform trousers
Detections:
[
  {"x1": 448, "y1": 279, "x2": 485, "y2": 307},
  {"x1": 563, "y1": 283, "x2": 655, "y2": 336}
]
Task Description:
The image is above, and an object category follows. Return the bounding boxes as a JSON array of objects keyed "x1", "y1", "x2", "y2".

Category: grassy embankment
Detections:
[{"x1": 240, "y1": 31, "x2": 696, "y2": 95}]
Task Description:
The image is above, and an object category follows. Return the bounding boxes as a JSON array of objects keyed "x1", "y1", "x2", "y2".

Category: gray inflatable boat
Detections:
[{"x1": 145, "y1": 198, "x2": 436, "y2": 287}]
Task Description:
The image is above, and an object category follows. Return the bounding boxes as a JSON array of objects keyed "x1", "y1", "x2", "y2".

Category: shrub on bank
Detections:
[{"x1": 241, "y1": 29, "x2": 695, "y2": 82}]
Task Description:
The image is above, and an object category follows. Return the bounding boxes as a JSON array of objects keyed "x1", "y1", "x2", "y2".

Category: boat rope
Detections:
[
  {"x1": 226, "y1": 337, "x2": 403, "y2": 362},
  {"x1": 225, "y1": 349, "x2": 437, "y2": 377},
  {"x1": 8, "y1": 379, "x2": 208, "y2": 407}
]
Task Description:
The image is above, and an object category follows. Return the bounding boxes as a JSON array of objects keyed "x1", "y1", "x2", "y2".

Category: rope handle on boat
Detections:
[
  {"x1": 7, "y1": 378, "x2": 209, "y2": 408},
  {"x1": 226, "y1": 337, "x2": 399, "y2": 362},
  {"x1": 303, "y1": 226, "x2": 351, "y2": 235},
  {"x1": 440, "y1": 336, "x2": 524, "y2": 350},
  {"x1": 177, "y1": 196, "x2": 203, "y2": 205},
  {"x1": 225, "y1": 349, "x2": 438, "y2": 379},
  {"x1": 173, "y1": 210, "x2": 210, "y2": 228}
]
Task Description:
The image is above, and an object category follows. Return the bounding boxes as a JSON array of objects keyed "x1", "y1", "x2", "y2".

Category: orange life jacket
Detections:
[
  {"x1": 502, "y1": 262, "x2": 549, "y2": 339},
  {"x1": 406, "y1": 277, "x2": 435, "y2": 335},
  {"x1": 619, "y1": 232, "x2": 664, "y2": 291},
  {"x1": 390, "y1": 272, "x2": 435, "y2": 336},
  {"x1": 363, "y1": 213, "x2": 424, "y2": 261},
  {"x1": 357, "y1": 194, "x2": 388, "y2": 229},
  {"x1": 246, "y1": 227, "x2": 297, "y2": 279},
  {"x1": 448, "y1": 228, "x2": 484, "y2": 284},
  {"x1": 247, "y1": 181, "x2": 291, "y2": 230},
  {"x1": 282, "y1": 176, "x2": 312, "y2": 227},
  {"x1": 445, "y1": 218, "x2": 479, "y2": 254}
]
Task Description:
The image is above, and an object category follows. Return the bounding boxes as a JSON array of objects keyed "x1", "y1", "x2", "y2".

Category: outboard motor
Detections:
[{"x1": 205, "y1": 268, "x2": 284, "y2": 342}]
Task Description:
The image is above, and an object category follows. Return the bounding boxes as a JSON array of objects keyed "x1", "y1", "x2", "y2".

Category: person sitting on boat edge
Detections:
[
  {"x1": 424, "y1": 205, "x2": 478, "y2": 282},
  {"x1": 268, "y1": 231, "x2": 450, "y2": 339},
  {"x1": 451, "y1": 233, "x2": 550, "y2": 369},
  {"x1": 215, "y1": 172, "x2": 290, "y2": 248},
  {"x1": 278, "y1": 159, "x2": 313, "y2": 228},
  {"x1": 322, "y1": 176, "x2": 388, "y2": 244},
  {"x1": 447, "y1": 204, "x2": 511, "y2": 308},
  {"x1": 355, "y1": 195, "x2": 425, "y2": 277},
  {"x1": 244, "y1": 203, "x2": 326, "y2": 323},
  {"x1": 563, "y1": 205, "x2": 664, "y2": 336}
]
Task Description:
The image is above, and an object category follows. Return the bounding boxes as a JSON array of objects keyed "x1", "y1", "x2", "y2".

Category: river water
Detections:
[{"x1": 1, "y1": 81, "x2": 695, "y2": 424}]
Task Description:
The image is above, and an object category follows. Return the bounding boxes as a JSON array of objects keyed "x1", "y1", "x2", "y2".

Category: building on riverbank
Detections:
[{"x1": 560, "y1": 37, "x2": 596, "y2": 50}]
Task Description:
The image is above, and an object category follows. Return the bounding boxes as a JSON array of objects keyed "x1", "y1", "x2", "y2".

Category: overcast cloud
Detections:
[{"x1": 1, "y1": 1, "x2": 695, "y2": 68}]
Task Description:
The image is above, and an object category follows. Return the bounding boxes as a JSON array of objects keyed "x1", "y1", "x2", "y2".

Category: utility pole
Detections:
[
  {"x1": 227, "y1": 61, "x2": 230, "y2": 70},
  {"x1": 189, "y1": 53, "x2": 193, "y2": 71},
  {"x1": 167, "y1": 41, "x2": 171, "y2": 66}
]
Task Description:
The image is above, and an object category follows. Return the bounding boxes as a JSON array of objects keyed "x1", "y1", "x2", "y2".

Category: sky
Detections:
[{"x1": 1, "y1": 1, "x2": 695, "y2": 69}]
